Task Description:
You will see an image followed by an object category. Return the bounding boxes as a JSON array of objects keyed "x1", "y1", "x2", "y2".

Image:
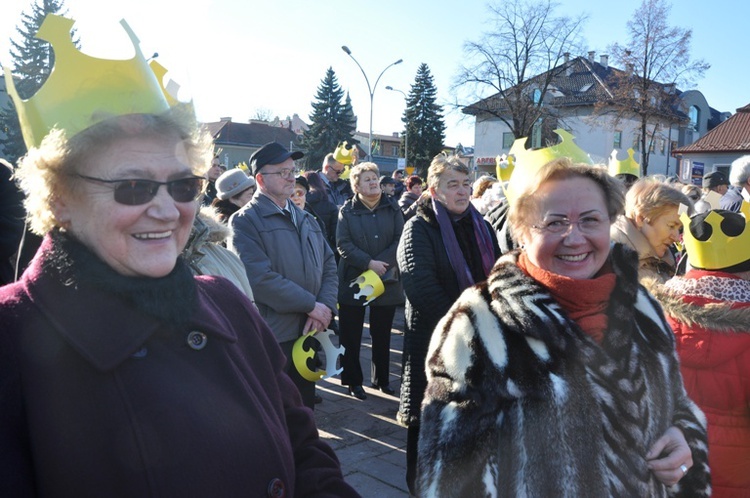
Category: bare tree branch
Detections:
[{"x1": 452, "y1": 0, "x2": 587, "y2": 144}]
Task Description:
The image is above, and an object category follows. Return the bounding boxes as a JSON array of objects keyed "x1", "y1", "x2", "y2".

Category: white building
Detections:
[{"x1": 465, "y1": 53, "x2": 727, "y2": 177}]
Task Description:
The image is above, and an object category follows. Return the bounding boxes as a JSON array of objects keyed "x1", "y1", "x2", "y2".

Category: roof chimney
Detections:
[
  {"x1": 588, "y1": 50, "x2": 595, "y2": 63},
  {"x1": 600, "y1": 54, "x2": 608, "y2": 68},
  {"x1": 564, "y1": 52, "x2": 570, "y2": 63}
]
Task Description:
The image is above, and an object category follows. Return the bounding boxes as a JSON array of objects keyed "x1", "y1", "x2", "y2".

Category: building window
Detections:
[
  {"x1": 502, "y1": 132, "x2": 514, "y2": 149},
  {"x1": 613, "y1": 131, "x2": 622, "y2": 149},
  {"x1": 671, "y1": 141, "x2": 678, "y2": 154},
  {"x1": 391, "y1": 145, "x2": 399, "y2": 156},
  {"x1": 531, "y1": 119, "x2": 542, "y2": 148},
  {"x1": 532, "y1": 88, "x2": 542, "y2": 104},
  {"x1": 689, "y1": 105, "x2": 700, "y2": 131},
  {"x1": 659, "y1": 139, "x2": 666, "y2": 155},
  {"x1": 633, "y1": 134, "x2": 640, "y2": 151}
]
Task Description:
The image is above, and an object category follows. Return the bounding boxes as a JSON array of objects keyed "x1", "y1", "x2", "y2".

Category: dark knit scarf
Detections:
[
  {"x1": 432, "y1": 198, "x2": 495, "y2": 291},
  {"x1": 42, "y1": 230, "x2": 198, "y2": 331},
  {"x1": 517, "y1": 251, "x2": 616, "y2": 344}
]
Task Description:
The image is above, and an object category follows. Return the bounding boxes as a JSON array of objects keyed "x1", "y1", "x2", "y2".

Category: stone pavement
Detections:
[{"x1": 314, "y1": 306, "x2": 410, "y2": 497}]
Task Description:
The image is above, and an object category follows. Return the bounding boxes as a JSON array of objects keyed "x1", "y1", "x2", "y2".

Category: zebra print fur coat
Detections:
[{"x1": 418, "y1": 244, "x2": 711, "y2": 497}]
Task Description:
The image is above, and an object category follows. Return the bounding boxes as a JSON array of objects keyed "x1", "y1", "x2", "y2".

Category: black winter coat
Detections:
[
  {"x1": 306, "y1": 189, "x2": 339, "y2": 251},
  {"x1": 336, "y1": 194, "x2": 404, "y2": 307},
  {"x1": 396, "y1": 201, "x2": 499, "y2": 426}
]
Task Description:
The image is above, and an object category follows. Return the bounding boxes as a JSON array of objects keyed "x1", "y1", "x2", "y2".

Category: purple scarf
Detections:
[{"x1": 432, "y1": 198, "x2": 495, "y2": 291}]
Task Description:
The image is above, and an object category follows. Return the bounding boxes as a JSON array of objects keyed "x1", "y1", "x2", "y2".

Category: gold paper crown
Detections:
[
  {"x1": 292, "y1": 330, "x2": 345, "y2": 382},
  {"x1": 505, "y1": 129, "x2": 592, "y2": 202},
  {"x1": 495, "y1": 154, "x2": 514, "y2": 182},
  {"x1": 680, "y1": 201, "x2": 750, "y2": 270},
  {"x1": 608, "y1": 148, "x2": 641, "y2": 177},
  {"x1": 349, "y1": 269, "x2": 384, "y2": 305},
  {"x1": 333, "y1": 141, "x2": 355, "y2": 165},
  {"x1": 3, "y1": 14, "x2": 171, "y2": 148}
]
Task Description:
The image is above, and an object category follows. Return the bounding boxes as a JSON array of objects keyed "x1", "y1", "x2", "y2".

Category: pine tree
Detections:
[
  {"x1": 0, "y1": 0, "x2": 71, "y2": 163},
  {"x1": 300, "y1": 67, "x2": 357, "y2": 171},
  {"x1": 402, "y1": 63, "x2": 445, "y2": 177},
  {"x1": 340, "y1": 92, "x2": 357, "y2": 144}
]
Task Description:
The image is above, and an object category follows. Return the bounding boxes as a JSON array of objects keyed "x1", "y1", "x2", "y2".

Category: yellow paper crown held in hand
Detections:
[
  {"x1": 495, "y1": 153, "x2": 515, "y2": 182},
  {"x1": 333, "y1": 141, "x2": 355, "y2": 165},
  {"x1": 505, "y1": 129, "x2": 593, "y2": 203},
  {"x1": 608, "y1": 148, "x2": 641, "y2": 177},
  {"x1": 292, "y1": 330, "x2": 345, "y2": 382},
  {"x1": 349, "y1": 269, "x2": 384, "y2": 306},
  {"x1": 3, "y1": 14, "x2": 172, "y2": 149},
  {"x1": 679, "y1": 201, "x2": 750, "y2": 271}
]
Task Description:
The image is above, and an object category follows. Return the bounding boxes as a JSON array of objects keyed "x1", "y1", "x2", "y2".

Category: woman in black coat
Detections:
[
  {"x1": 396, "y1": 154, "x2": 500, "y2": 495},
  {"x1": 337, "y1": 162, "x2": 404, "y2": 400}
]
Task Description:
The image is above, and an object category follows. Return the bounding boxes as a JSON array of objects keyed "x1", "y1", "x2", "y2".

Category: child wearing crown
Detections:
[{"x1": 649, "y1": 206, "x2": 750, "y2": 497}]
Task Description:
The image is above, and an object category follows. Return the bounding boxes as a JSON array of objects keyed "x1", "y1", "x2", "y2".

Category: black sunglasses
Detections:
[{"x1": 74, "y1": 174, "x2": 206, "y2": 205}]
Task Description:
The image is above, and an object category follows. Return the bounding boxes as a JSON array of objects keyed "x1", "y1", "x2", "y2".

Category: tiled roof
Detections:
[
  {"x1": 673, "y1": 104, "x2": 750, "y2": 154},
  {"x1": 464, "y1": 56, "x2": 682, "y2": 119},
  {"x1": 204, "y1": 120, "x2": 300, "y2": 148}
]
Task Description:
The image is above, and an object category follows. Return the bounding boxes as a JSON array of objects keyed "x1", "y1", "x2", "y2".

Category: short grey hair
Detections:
[{"x1": 729, "y1": 155, "x2": 750, "y2": 186}]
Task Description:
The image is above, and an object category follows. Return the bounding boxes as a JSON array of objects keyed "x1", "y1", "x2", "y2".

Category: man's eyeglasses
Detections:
[
  {"x1": 74, "y1": 174, "x2": 206, "y2": 205},
  {"x1": 331, "y1": 168, "x2": 344, "y2": 176},
  {"x1": 531, "y1": 216, "x2": 607, "y2": 236},
  {"x1": 262, "y1": 168, "x2": 298, "y2": 179}
]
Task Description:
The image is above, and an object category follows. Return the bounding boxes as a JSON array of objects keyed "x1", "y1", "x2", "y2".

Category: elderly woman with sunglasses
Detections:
[
  {"x1": 0, "y1": 16, "x2": 356, "y2": 498},
  {"x1": 0, "y1": 109, "x2": 357, "y2": 497},
  {"x1": 417, "y1": 158, "x2": 710, "y2": 497}
]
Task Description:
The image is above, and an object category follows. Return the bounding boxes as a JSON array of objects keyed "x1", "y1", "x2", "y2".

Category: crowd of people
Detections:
[{"x1": 2, "y1": 12, "x2": 749, "y2": 498}]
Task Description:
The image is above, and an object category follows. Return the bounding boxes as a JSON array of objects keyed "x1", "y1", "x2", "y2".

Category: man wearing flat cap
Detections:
[
  {"x1": 380, "y1": 175, "x2": 396, "y2": 197},
  {"x1": 228, "y1": 142, "x2": 338, "y2": 409},
  {"x1": 694, "y1": 170, "x2": 729, "y2": 213}
]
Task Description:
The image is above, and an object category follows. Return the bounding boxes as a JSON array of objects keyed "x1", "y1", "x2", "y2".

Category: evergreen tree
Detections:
[
  {"x1": 402, "y1": 63, "x2": 445, "y2": 177},
  {"x1": 340, "y1": 92, "x2": 357, "y2": 144},
  {"x1": 300, "y1": 67, "x2": 357, "y2": 171},
  {"x1": 0, "y1": 0, "x2": 71, "y2": 163}
]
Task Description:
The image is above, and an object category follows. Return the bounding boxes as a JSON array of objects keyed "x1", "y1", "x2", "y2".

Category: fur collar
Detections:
[
  {"x1": 648, "y1": 277, "x2": 750, "y2": 333},
  {"x1": 489, "y1": 242, "x2": 672, "y2": 353}
]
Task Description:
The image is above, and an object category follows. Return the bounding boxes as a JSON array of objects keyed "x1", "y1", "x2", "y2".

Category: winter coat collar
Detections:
[
  {"x1": 342, "y1": 193, "x2": 397, "y2": 214},
  {"x1": 415, "y1": 199, "x2": 438, "y2": 226},
  {"x1": 490, "y1": 242, "x2": 672, "y2": 354},
  {"x1": 649, "y1": 271, "x2": 750, "y2": 334},
  {"x1": 23, "y1": 236, "x2": 237, "y2": 372},
  {"x1": 611, "y1": 215, "x2": 675, "y2": 268}
]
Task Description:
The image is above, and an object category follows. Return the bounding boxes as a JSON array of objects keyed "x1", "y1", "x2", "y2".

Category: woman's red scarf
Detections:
[{"x1": 517, "y1": 252, "x2": 616, "y2": 344}]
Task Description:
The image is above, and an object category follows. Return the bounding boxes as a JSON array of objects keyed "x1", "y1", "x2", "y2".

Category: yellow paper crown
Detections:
[
  {"x1": 349, "y1": 269, "x2": 384, "y2": 305},
  {"x1": 608, "y1": 148, "x2": 641, "y2": 177},
  {"x1": 3, "y1": 14, "x2": 171, "y2": 148},
  {"x1": 680, "y1": 201, "x2": 750, "y2": 271},
  {"x1": 505, "y1": 129, "x2": 592, "y2": 203},
  {"x1": 292, "y1": 330, "x2": 345, "y2": 382},
  {"x1": 495, "y1": 154, "x2": 515, "y2": 182},
  {"x1": 333, "y1": 141, "x2": 355, "y2": 165}
]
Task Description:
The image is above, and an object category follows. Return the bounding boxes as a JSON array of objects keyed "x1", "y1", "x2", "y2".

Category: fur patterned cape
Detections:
[{"x1": 418, "y1": 244, "x2": 711, "y2": 497}]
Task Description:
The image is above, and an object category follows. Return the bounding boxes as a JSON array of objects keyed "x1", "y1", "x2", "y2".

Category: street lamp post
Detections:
[
  {"x1": 341, "y1": 46, "x2": 402, "y2": 160},
  {"x1": 385, "y1": 85, "x2": 408, "y2": 170}
]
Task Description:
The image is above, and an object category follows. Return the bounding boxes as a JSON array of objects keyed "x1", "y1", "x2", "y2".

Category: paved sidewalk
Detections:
[{"x1": 314, "y1": 307, "x2": 410, "y2": 497}]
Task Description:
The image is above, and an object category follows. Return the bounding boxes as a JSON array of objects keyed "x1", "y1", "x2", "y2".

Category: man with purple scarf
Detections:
[{"x1": 396, "y1": 154, "x2": 500, "y2": 496}]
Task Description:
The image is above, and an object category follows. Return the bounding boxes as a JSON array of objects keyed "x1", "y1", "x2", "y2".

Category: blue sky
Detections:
[{"x1": 1, "y1": 0, "x2": 747, "y2": 147}]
